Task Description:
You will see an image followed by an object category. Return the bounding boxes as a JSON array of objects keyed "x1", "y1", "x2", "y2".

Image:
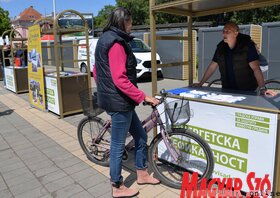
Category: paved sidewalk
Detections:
[{"x1": 0, "y1": 81, "x2": 181, "y2": 198}]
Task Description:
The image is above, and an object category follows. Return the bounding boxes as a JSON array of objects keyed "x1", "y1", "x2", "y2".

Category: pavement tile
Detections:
[
  {"x1": 44, "y1": 176, "x2": 75, "y2": 192},
  {"x1": 69, "y1": 190, "x2": 94, "y2": 198},
  {"x1": 156, "y1": 189, "x2": 180, "y2": 197},
  {"x1": 87, "y1": 180, "x2": 112, "y2": 197},
  {"x1": 51, "y1": 183, "x2": 84, "y2": 198},
  {"x1": 9, "y1": 178, "x2": 42, "y2": 196},
  {"x1": 55, "y1": 155, "x2": 82, "y2": 169},
  {"x1": 0, "y1": 189, "x2": 13, "y2": 198},
  {"x1": 0, "y1": 142, "x2": 10, "y2": 151},
  {"x1": 27, "y1": 159, "x2": 55, "y2": 172},
  {"x1": 4, "y1": 172, "x2": 36, "y2": 187},
  {"x1": 38, "y1": 169, "x2": 68, "y2": 185},
  {"x1": 0, "y1": 149, "x2": 17, "y2": 161},
  {"x1": 0, "y1": 156, "x2": 22, "y2": 168},
  {"x1": 70, "y1": 167, "x2": 99, "y2": 182},
  {"x1": 33, "y1": 164, "x2": 61, "y2": 177},
  {"x1": 138, "y1": 185, "x2": 166, "y2": 198},
  {"x1": 0, "y1": 176, "x2": 7, "y2": 191},
  {"x1": 38, "y1": 194, "x2": 53, "y2": 198},
  {"x1": 63, "y1": 161, "x2": 90, "y2": 175},
  {"x1": 12, "y1": 142, "x2": 34, "y2": 151},
  {"x1": 32, "y1": 140, "x2": 58, "y2": 150},
  {"x1": 98, "y1": 191, "x2": 112, "y2": 198},
  {"x1": 77, "y1": 173, "x2": 108, "y2": 189},
  {"x1": 1, "y1": 167, "x2": 31, "y2": 181},
  {"x1": 14, "y1": 186, "x2": 49, "y2": 198},
  {"x1": 23, "y1": 155, "x2": 50, "y2": 166},
  {"x1": 41, "y1": 146, "x2": 71, "y2": 159},
  {"x1": 0, "y1": 161, "x2": 26, "y2": 173},
  {"x1": 15, "y1": 146, "x2": 40, "y2": 156}
]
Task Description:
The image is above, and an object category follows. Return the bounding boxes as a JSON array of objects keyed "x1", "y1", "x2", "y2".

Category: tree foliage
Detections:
[
  {"x1": 94, "y1": 5, "x2": 116, "y2": 29},
  {"x1": 193, "y1": 6, "x2": 280, "y2": 25},
  {"x1": 230, "y1": 6, "x2": 280, "y2": 24},
  {"x1": 116, "y1": 0, "x2": 149, "y2": 25},
  {"x1": 94, "y1": 1, "x2": 280, "y2": 28},
  {"x1": 0, "y1": 7, "x2": 10, "y2": 36}
]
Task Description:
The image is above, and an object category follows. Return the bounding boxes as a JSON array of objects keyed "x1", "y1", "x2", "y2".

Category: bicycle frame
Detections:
[{"x1": 125, "y1": 104, "x2": 181, "y2": 162}]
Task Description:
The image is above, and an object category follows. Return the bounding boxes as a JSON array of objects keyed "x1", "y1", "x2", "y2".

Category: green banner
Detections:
[{"x1": 184, "y1": 125, "x2": 249, "y2": 154}]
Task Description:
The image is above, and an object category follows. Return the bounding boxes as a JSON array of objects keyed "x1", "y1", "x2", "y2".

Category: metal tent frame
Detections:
[{"x1": 149, "y1": 0, "x2": 280, "y2": 192}]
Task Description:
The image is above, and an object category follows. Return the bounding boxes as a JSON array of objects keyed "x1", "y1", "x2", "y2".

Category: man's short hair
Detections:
[{"x1": 224, "y1": 21, "x2": 239, "y2": 32}]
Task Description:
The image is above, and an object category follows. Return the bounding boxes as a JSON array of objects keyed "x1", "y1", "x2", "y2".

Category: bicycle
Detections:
[{"x1": 77, "y1": 88, "x2": 214, "y2": 189}]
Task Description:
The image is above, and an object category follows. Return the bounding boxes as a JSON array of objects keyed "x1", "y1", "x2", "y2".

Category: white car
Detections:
[
  {"x1": 78, "y1": 38, "x2": 98, "y2": 74},
  {"x1": 129, "y1": 38, "x2": 162, "y2": 78},
  {"x1": 78, "y1": 38, "x2": 162, "y2": 78}
]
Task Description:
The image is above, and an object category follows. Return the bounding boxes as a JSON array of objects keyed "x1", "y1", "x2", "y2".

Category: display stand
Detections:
[
  {"x1": 1, "y1": 29, "x2": 28, "y2": 93},
  {"x1": 34, "y1": 10, "x2": 91, "y2": 118},
  {"x1": 149, "y1": 0, "x2": 280, "y2": 193}
]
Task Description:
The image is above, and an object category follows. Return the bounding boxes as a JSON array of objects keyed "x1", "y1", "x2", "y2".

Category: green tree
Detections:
[
  {"x1": 116, "y1": 0, "x2": 149, "y2": 25},
  {"x1": 194, "y1": 5, "x2": 280, "y2": 25},
  {"x1": 0, "y1": 7, "x2": 10, "y2": 36},
  {"x1": 94, "y1": 5, "x2": 116, "y2": 28},
  {"x1": 230, "y1": 6, "x2": 280, "y2": 24},
  {"x1": 94, "y1": 2, "x2": 280, "y2": 28}
]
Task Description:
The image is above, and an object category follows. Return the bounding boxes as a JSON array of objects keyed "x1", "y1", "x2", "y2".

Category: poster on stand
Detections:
[
  {"x1": 4, "y1": 67, "x2": 16, "y2": 92},
  {"x1": 45, "y1": 77, "x2": 60, "y2": 115},
  {"x1": 27, "y1": 24, "x2": 46, "y2": 110}
]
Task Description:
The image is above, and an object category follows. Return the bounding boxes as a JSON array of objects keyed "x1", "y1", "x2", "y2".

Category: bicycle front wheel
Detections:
[
  {"x1": 148, "y1": 128, "x2": 214, "y2": 189},
  {"x1": 77, "y1": 117, "x2": 111, "y2": 166}
]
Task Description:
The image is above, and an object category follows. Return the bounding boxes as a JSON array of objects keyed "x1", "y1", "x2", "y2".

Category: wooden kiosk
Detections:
[
  {"x1": 1, "y1": 29, "x2": 28, "y2": 93},
  {"x1": 34, "y1": 10, "x2": 91, "y2": 118},
  {"x1": 149, "y1": 0, "x2": 280, "y2": 193}
]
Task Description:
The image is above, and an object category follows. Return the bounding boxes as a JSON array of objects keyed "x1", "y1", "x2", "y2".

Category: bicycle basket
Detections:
[
  {"x1": 164, "y1": 99, "x2": 190, "y2": 126},
  {"x1": 79, "y1": 88, "x2": 104, "y2": 117}
]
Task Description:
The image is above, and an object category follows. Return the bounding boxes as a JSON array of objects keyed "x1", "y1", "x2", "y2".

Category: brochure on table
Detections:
[
  {"x1": 27, "y1": 24, "x2": 46, "y2": 110},
  {"x1": 158, "y1": 88, "x2": 278, "y2": 192},
  {"x1": 168, "y1": 87, "x2": 246, "y2": 103}
]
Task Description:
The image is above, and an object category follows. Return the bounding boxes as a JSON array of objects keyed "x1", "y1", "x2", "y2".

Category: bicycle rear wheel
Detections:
[
  {"x1": 148, "y1": 128, "x2": 214, "y2": 189},
  {"x1": 77, "y1": 117, "x2": 111, "y2": 166}
]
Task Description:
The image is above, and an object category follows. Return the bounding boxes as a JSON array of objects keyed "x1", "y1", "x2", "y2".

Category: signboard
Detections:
[
  {"x1": 4, "y1": 67, "x2": 16, "y2": 92},
  {"x1": 159, "y1": 96, "x2": 277, "y2": 192},
  {"x1": 58, "y1": 13, "x2": 94, "y2": 36},
  {"x1": 45, "y1": 77, "x2": 59, "y2": 115},
  {"x1": 187, "y1": 101, "x2": 277, "y2": 192},
  {"x1": 28, "y1": 24, "x2": 46, "y2": 110}
]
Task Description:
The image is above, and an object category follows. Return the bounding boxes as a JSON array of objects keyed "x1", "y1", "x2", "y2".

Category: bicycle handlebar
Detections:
[{"x1": 142, "y1": 89, "x2": 167, "y2": 107}]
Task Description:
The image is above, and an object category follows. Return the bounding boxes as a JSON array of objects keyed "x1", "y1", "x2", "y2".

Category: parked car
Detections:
[
  {"x1": 78, "y1": 38, "x2": 98, "y2": 74},
  {"x1": 78, "y1": 38, "x2": 162, "y2": 78}
]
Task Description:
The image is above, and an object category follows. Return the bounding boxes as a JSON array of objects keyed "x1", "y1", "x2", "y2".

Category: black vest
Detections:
[
  {"x1": 216, "y1": 33, "x2": 258, "y2": 91},
  {"x1": 95, "y1": 27, "x2": 138, "y2": 112}
]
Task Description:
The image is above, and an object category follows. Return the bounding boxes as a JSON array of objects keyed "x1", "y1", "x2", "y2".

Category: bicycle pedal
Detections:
[{"x1": 122, "y1": 150, "x2": 128, "y2": 161}]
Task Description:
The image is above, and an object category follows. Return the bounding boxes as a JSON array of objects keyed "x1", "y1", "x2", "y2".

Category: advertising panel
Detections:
[
  {"x1": 4, "y1": 67, "x2": 16, "y2": 92},
  {"x1": 45, "y1": 77, "x2": 59, "y2": 115},
  {"x1": 159, "y1": 96, "x2": 277, "y2": 192},
  {"x1": 27, "y1": 24, "x2": 46, "y2": 110}
]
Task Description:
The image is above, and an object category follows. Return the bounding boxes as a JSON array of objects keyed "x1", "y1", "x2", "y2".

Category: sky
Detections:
[{"x1": 0, "y1": 0, "x2": 116, "y2": 18}]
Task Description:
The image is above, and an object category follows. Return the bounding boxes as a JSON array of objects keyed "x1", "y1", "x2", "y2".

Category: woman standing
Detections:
[{"x1": 94, "y1": 7, "x2": 160, "y2": 198}]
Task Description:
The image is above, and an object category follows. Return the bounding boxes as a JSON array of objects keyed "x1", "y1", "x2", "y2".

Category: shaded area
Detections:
[{"x1": 0, "y1": 109, "x2": 14, "y2": 117}]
